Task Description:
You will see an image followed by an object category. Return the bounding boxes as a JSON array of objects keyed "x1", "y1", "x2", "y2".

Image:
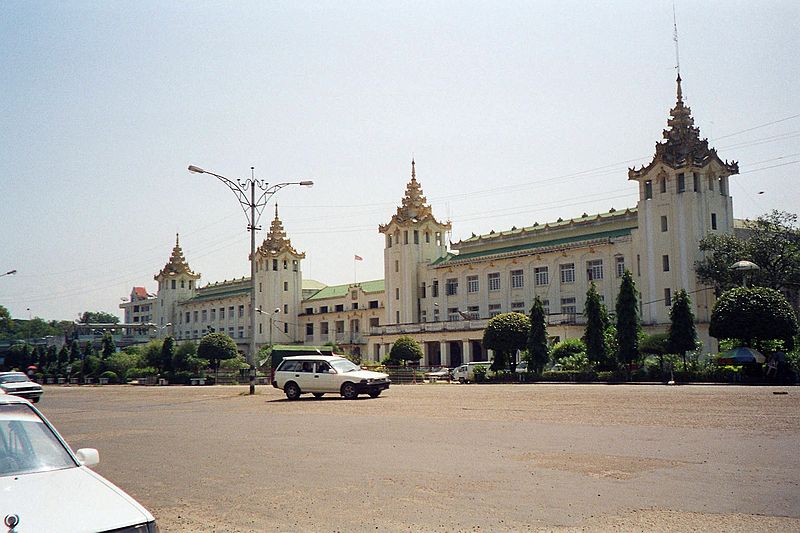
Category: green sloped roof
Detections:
[
  {"x1": 305, "y1": 279, "x2": 385, "y2": 301},
  {"x1": 302, "y1": 279, "x2": 327, "y2": 290},
  {"x1": 432, "y1": 227, "x2": 633, "y2": 266}
]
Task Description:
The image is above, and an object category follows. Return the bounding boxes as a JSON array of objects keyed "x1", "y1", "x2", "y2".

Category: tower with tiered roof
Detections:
[{"x1": 154, "y1": 234, "x2": 201, "y2": 330}]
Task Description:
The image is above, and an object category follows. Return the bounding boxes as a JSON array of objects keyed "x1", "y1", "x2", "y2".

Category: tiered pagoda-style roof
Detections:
[
  {"x1": 629, "y1": 76, "x2": 739, "y2": 179},
  {"x1": 379, "y1": 160, "x2": 451, "y2": 232},
  {"x1": 155, "y1": 234, "x2": 200, "y2": 281},
  {"x1": 255, "y1": 205, "x2": 304, "y2": 258}
]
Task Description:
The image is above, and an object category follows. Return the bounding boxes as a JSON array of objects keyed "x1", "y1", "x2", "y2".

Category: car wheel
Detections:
[
  {"x1": 284, "y1": 382, "x2": 301, "y2": 400},
  {"x1": 341, "y1": 382, "x2": 358, "y2": 400},
  {"x1": 312, "y1": 392, "x2": 324, "y2": 399},
  {"x1": 368, "y1": 390, "x2": 381, "y2": 398},
  {"x1": 458, "y1": 378, "x2": 465, "y2": 384},
  {"x1": 32, "y1": 397, "x2": 41, "y2": 404}
]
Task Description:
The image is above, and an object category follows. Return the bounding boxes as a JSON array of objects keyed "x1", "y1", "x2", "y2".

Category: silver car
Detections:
[{"x1": 0, "y1": 372, "x2": 43, "y2": 403}]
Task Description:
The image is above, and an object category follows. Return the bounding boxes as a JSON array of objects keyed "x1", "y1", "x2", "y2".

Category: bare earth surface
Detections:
[{"x1": 37, "y1": 383, "x2": 800, "y2": 532}]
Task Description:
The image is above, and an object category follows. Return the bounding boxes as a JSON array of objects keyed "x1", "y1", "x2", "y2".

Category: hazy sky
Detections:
[{"x1": 1, "y1": 1, "x2": 798, "y2": 322}]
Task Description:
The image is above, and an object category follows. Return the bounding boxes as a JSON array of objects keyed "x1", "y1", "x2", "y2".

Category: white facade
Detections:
[{"x1": 127, "y1": 77, "x2": 739, "y2": 363}]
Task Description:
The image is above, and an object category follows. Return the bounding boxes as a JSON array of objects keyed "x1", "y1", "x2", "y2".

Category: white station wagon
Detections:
[{"x1": 272, "y1": 355, "x2": 390, "y2": 400}]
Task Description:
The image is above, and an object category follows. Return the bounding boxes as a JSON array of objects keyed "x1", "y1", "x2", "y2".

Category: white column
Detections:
[
  {"x1": 462, "y1": 340, "x2": 472, "y2": 363},
  {"x1": 440, "y1": 341, "x2": 449, "y2": 367}
]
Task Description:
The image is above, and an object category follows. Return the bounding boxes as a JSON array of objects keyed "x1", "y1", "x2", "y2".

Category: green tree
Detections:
[
  {"x1": 79, "y1": 311, "x2": 120, "y2": 324},
  {"x1": 161, "y1": 336, "x2": 176, "y2": 373},
  {"x1": 69, "y1": 340, "x2": 81, "y2": 363},
  {"x1": 483, "y1": 312, "x2": 531, "y2": 372},
  {"x1": 142, "y1": 340, "x2": 164, "y2": 370},
  {"x1": 101, "y1": 332, "x2": 116, "y2": 359},
  {"x1": 697, "y1": 210, "x2": 800, "y2": 295},
  {"x1": 582, "y1": 283, "x2": 609, "y2": 369},
  {"x1": 710, "y1": 287, "x2": 798, "y2": 351},
  {"x1": 83, "y1": 341, "x2": 95, "y2": 360},
  {"x1": 550, "y1": 338, "x2": 586, "y2": 363},
  {"x1": 56, "y1": 345, "x2": 69, "y2": 373},
  {"x1": 639, "y1": 332, "x2": 669, "y2": 378},
  {"x1": 667, "y1": 289, "x2": 698, "y2": 370},
  {"x1": 615, "y1": 270, "x2": 640, "y2": 375},
  {"x1": 5, "y1": 343, "x2": 32, "y2": 370},
  {"x1": 198, "y1": 333, "x2": 238, "y2": 372},
  {"x1": 0, "y1": 305, "x2": 12, "y2": 339},
  {"x1": 387, "y1": 336, "x2": 424, "y2": 365},
  {"x1": 526, "y1": 297, "x2": 549, "y2": 374},
  {"x1": 174, "y1": 341, "x2": 199, "y2": 372}
]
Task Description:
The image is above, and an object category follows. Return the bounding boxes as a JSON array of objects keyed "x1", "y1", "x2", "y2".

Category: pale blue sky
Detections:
[{"x1": 1, "y1": 1, "x2": 798, "y2": 321}]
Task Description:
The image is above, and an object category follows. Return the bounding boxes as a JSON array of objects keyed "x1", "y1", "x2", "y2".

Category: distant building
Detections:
[
  {"x1": 124, "y1": 77, "x2": 740, "y2": 363},
  {"x1": 119, "y1": 287, "x2": 156, "y2": 325}
]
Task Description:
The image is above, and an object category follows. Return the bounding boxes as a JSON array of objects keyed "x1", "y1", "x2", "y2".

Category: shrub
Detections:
[
  {"x1": 559, "y1": 352, "x2": 595, "y2": 372},
  {"x1": 170, "y1": 370, "x2": 193, "y2": 385},
  {"x1": 550, "y1": 338, "x2": 586, "y2": 363},
  {"x1": 125, "y1": 367, "x2": 158, "y2": 381},
  {"x1": 473, "y1": 365, "x2": 488, "y2": 383},
  {"x1": 219, "y1": 354, "x2": 249, "y2": 371},
  {"x1": 99, "y1": 371, "x2": 119, "y2": 384},
  {"x1": 540, "y1": 370, "x2": 597, "y2": 382}
]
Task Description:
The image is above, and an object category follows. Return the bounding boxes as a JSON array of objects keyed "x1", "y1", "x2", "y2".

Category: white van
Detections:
[{"x1": 451, "y1": 361, "x2": 493, "y2": 383}]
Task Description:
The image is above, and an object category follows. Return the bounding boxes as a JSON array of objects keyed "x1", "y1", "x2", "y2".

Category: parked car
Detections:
[
  {"x1": 0, "y1": 394, "x2": 158, "y2": 532},
  {"x1": 272, "y1": 355, "x2": 390, "y2": 400},
  {"x1": 451, "y1": 361, "x2": 493, "y2": 383},
  {"x1": 515, "y1": 362, "x2": 528, "y2": 374},
  {"x1": 423, "y1": 367, "x2": 452, "y2": 382},
  {"x1": 0, "y1": 371, "x2": 43, "y2": 403}
]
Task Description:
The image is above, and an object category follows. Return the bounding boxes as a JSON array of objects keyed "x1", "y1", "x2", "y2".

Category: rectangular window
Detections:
[
  {"x1": 661, "y1": 215, "x2": 668, "y2": 232},
  {"x1": 511, "y1": 301, "x2": 525, "y2": 310},
  {"x1": 432, "y1": 280, "x2": 439, "y2": 297},
  {"x1": 238, "y1": 326, "x2": 244, "y2": 338},
  {"x1": 711, "y1": 213, "x2": 718, "y2": 230},
  {"x1": 335, "y1": 304, "x2": 344, "y2": 312},
  {"x1": 272, "y1": 259, "x2": 278, "y2": 271},
  {"x1": 541, "y1": 299, "x2": 550, "y2": 316},
  {"x1": 284, "y1": 323, "x2": 288, "y2": 333},
  {"x1": 414, "y1": 230, "x2": 419, "y2": 244},
  {"x1": 534, "y1": 266, "x2": 549, "y2": 286},
  {"x1": 677, "y1": 173, "x2": 686, "y2": 193},
  {"x1": 560, "y1": 263, "x2": 575, "y2": 284},
  {"x1": 693, "y1": 172, "x2": 699, "y2": 192},
  {"x1": 644, "y1": 180, "x2": 653, "y2": 199},
  {"x1": 171, "y1": 280, "x2": 176, "y2": 289},
  {"x1": 586, "y1": 259, "x2": 603, "y2": 281},
  {"x1": 708, "y1": 176, "x2": 714, "y2": 191},
  {"x1": 420, "y1": 284, "x2": 427, "y2": 298},
  {"x1": 319, "y1": 305, "x2": 328, "y2": 313},
  {"x1": 664, "y1": 288, "x2": 672, "y2": 306},
  {"x1": 238, "y1": 305, "x2": 244, "y2": 318},
  {"x1": 193, "y1": 311, "x2": 198, "y2": 323},
  {"x1": 210, "y1": 309, "x2": 216, "y2": 321},
  {"x1": 229, "y1": 306, "x2": 234, "y2": 318},
  {"x1": 560, "y1": 297, "x2": 577, "y2": 316},
  {"x1": 447, "y1": 307, "x2": 460, "y2": 321},
  {"x1": 283, "y1": 304, "x2": 288, "y2": 315},
  {"x1": 719, "y1": 178, "x2": 726, "y2": 196},
  {"x1": 394, "y1": 260, "x2": 399, "y2": 273},
  {"x1": 446, "y1": 278, "x2": 459, "y2": 296},
  {"x1": 283, "y1": 260, "x2": 288, "y2": 270},
  {"x1": 662, "y1": 255, "x2": 670, "y2": 272},
  {"x1": 467, "y1": 275, "x2": 479, "y2": 293},
  {"x1": 403, "y1": 230, "x2": 408, "y2": 244},
  {"x1": 467, "y1": 305, "x2": 479, "y2": 319},
  {"x1": 488, "y1": 304, "x2": 501, "y2": 317},
  {"x1": 420, "y1": 310, "x2": 427, "y2": 322},
  {"x1": 305, "y1": 307, "x2": 313, "y2": 315},
  {"x1": 352, "y1": 302, "x2": 359, "y2": 310},
  {"x1": 432, "y1": 308, "x2": 439, "y2": 322},
  {"x1": 306, "y1": 323, "x2": 314, "y2": 336},
  {"x1": 369, "y1": 300, "x2": 379, "y2": 309},
  {"x1": 369, "y1": 317, "x2": 379, "y2": 328},
  {"x1": 660, "y1": 177, "x2": 667, "y2": 193},
  {"x1": 510, "y1": 269, "x2": 524, "y2": 289},
  {"x1": 615, "y1": 256, "x2": 625, "y2": 278},
  {"x1": 283, "y1": 281, "x2": 288, "y2": 292},
  {"x1": 185, "y1": 312, "x2": 190, "y2": 323},
  {"x1": 320, "y1": 322, "x2": 329, "y2": 336},
  {"x1": 201, "y1": 310, "x2": 207, "y2": 322},
  {"x1": 488, "y1": 272, "x2": 501, "y2": 291},
  {"x1": 387, "y1": 235, "x2": 392, "y2": 248},
  {"x1": 395, "y1": 288, "x2": 400, "y2": 300},
  {"x1": 425, "y1": 231, "x2": 430, "y2": 243}
]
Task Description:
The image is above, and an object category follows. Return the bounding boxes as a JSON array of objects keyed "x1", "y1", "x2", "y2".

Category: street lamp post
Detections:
[{"x1": 188, "y1": 165, "x2": 312, "y2": 395}]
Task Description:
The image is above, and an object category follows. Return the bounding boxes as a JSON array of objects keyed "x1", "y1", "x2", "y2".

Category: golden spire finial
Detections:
[
  {"x1": 274, "y1": 203, "x2": 279, "y2": 219},
  {"x1": 411, "y1": 158, "x2": 416, "y2": 180}
]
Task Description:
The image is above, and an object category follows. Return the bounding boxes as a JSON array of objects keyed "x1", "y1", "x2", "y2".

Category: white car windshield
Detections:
[
  {"x1": 0, "y1": 404, "x2": 76, "y2": 476},
  {"x1": 0, "y1": 374, "x2": 29, "y2": 384},
  {"x1": 330, "y1": 359, "x2": 360, "y2": 373}
]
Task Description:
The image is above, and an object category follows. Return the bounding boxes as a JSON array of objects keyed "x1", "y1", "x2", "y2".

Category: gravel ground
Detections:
[{"x1": 37, "y1": 383, "x2": 800, "y2": 532}]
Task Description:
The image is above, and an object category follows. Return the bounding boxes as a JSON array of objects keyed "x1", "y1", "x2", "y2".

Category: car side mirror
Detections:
[
  {"x1": 75, "y1": 448, "x2": 100, "y2": 467},
  {"x1": 328, "y1": 369, "x2": 335, "y2": 374}
]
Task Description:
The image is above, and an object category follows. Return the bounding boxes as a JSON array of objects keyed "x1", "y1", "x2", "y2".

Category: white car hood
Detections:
[
  {"x1": 0, "y1": 466, "x2": 152, "y2": 532},
  {"x1": 1, "y1": 382, "x2": 41, "y2": 391},
  {"x1": 344, "y1": 369, "x2": 389, "y2": 380}
]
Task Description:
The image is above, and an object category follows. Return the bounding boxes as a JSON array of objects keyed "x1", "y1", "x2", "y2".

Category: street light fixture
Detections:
[
  {"x1": 255, "y1": 307, "x2": 281, "y2": 354},
  {"x1": 0, "y1": 270, "x2": 17, "y2": 277},
  {"x1": 188, "y1": 164, "x2": 313, "y2": 395}
]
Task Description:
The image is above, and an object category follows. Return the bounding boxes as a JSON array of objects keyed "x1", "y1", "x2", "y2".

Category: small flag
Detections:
[{"x1": 354, "y1": 254, "x2": 363, "y2": 261}]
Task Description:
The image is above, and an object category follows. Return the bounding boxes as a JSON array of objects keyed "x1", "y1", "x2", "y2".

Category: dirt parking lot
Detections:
[{"x1": 38, "y1": 383, "x2": 800, "y2": 532}]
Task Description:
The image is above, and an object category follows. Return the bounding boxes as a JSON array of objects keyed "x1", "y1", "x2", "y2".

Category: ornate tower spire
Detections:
[
  {"x1": 411, "y1": 158, "x2": 416, "y2": 180},
  {"x1": 155, "y1": 233, "x2": 199, "y2": 280},
  {"x1": 380, "y1": 159, "x2": 451, "y2": 231},
  {"x1": 256, "y1": 204, "x2": 304, "y2": 257}
]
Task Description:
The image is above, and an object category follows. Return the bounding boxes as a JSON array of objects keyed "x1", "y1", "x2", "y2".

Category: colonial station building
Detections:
[{"x1": 124, "y1": 77, "x2": 739, "y2": 366}]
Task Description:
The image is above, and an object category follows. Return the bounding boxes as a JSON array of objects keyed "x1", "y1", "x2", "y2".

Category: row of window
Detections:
[
  {"x1": 256, "y1": 258, "x2": 299, "y2": 272},
  {"x1": 418, "y1": 297, "x2": 596, "y2": 321},
  {"x1": 422, "y1": 258, "x2": 625, "y2": 298},
  {"x1": 643, "y1": 172, "x2": 727, "y2": 199},
  {"x1": 304, "y1": 317, "x2": 381, "y2": 336},
  {"x1": 387, "y1": 230, "x2": 443, "y2": 248},
  {"x1": 182, "y1": 305, "x2": 246, "y2": 324},
  {"x1": 660, "y1": 212, "x2": 719, "y2": 232},
  {"x1": 161, "y1": 279, "x2": 194, "y2": 290},
  {"x1": 304, "y1": 300, "x2": 380, "y2": 315}
]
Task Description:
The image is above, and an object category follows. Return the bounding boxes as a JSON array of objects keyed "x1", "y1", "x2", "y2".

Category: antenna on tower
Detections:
[{"x1": 672, "y1": 0, "x2": 681, "y2": 77}]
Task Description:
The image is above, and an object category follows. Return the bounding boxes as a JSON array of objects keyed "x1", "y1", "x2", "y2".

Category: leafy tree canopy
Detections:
[
  {"x1": 615, "y1": 270, "x2": 640, "y2": 367},
  {"x1": 582, "y1": 282, "x2": 609, "y2": 368},
  {"x1": 198, "y1": 332, "x2": 239, "y2": 370},
  {"x1": 667, "y1": 289, "x2": 698, "y2": 356},
  {"x1": 483, "y1": 312, "x2": 531, "y2": 371},
  {"x1": 710, "y1": 286, "x2": 798, "y2": 350},
  {"x1": 639, "y1": 333, "x2": 669, "y2": 355},
  {"x1": 526, "y1": 297, "x2": 549, "y2": 374},
  {"x1": 79, "y1": 311, "x2": 120, "y2": 324},
  {"x1": 697, "y1": 210, "x2": 800, "y2": 294},
  {"x1": 550, "y1": 338, "x2": 586, "y2": 362},
  {"x1": 387, "y1": 335, "x2": 423, "y2": 365}
]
